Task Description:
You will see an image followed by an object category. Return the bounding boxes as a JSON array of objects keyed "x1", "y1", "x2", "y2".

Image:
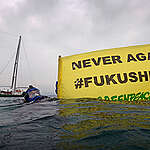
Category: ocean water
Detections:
[{"x1": 1, "y1": 98, "x2": 150, "y2": 150}]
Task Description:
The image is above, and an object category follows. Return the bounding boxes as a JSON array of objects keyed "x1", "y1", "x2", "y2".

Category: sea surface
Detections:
[{"x1": 1, "y1": 97, "x2": 150, "y2": 150}]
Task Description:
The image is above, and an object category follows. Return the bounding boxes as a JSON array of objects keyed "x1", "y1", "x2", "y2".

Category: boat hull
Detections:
[{"x1": 0, "y1": 94, "x2": 23, "y2": 97}]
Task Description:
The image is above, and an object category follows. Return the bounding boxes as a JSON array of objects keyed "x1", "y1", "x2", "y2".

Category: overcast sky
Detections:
[{"x1": 0, "y1": 0, "x2": 150, "y2": 95}]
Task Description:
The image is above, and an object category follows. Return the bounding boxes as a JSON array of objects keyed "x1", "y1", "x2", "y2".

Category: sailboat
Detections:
[{"x1": 0, "y1": 36, "x2": 28, "y2": 97}]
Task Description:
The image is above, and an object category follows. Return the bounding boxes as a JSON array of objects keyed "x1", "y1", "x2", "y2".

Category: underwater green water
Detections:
[{"x1": 0, "y1": 97, "x2": 150, "y2": 150}]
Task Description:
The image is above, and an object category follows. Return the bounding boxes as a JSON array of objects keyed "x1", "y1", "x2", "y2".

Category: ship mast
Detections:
[{"x1": 11, "y1": 36, "x2": 21, "y2": 93}]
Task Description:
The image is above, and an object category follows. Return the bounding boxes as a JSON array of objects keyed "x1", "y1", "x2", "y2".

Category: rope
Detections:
[
  {"x1": 22, "y1": 39, "x2": 32, "y2": 77},
  {"x1": 0, "y1": 51, "x2": 16, "y2": 75}
]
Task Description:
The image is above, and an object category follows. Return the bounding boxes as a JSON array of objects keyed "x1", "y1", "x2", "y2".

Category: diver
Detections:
[{"x1": 22, "y1": 85, "x2": 46, "y2": 103}]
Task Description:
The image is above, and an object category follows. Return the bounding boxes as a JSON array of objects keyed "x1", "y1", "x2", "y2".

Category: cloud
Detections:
[{"x1": 0, "y1": 0, "x2": 150, "y2": 95}]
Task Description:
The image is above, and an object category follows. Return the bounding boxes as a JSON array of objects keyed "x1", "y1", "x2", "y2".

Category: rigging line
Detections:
[
  {"x1": 18, "y1": 53, "x2": 23, "y2": 86},
  {"x1": 0, "y1": 51, "x2": 16, "y2": 75},
  {"x1": 22, "y1": 39, "x2": 33, "y2": 79}
]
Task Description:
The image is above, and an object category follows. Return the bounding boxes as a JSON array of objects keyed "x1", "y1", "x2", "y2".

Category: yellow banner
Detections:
[{"x1": 57, "y1": 44, "x2": 150, "y2": 99}]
